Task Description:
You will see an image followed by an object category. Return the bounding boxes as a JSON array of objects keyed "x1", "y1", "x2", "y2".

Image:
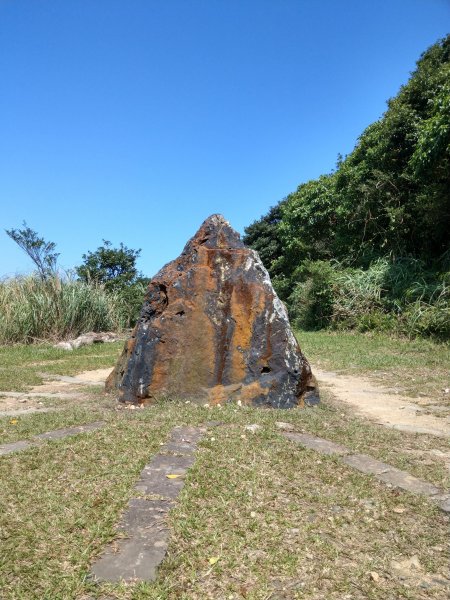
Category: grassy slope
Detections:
[{"x1": 0, "y1": 333, "x2": 449, "y2": 599}]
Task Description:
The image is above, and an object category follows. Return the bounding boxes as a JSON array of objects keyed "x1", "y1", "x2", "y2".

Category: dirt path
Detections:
[
  {"x1": 315, "y1": 368, "x2": 450, "y2": 438},
  {"x1": 3, "y1": 366, "x2": 450, "y2": 441},
  {"x1": 0, "y1": 368, "x2": 111, "y2": 417}
]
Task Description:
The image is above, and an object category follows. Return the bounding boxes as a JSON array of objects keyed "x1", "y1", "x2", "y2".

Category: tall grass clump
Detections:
[
  {"x1": 0, "y1": 276, "x2": 127, "y2": 344},
  {"x1": 288, "y1": 258, "x2": 450, "y2": 340}
]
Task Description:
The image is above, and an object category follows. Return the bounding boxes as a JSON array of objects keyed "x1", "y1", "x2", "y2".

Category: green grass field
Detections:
[
  {"x1": 0, "y1": 332, "x2": 449, "y2": 599},
  {"x1": 298, "y1": 330, "x2": 450, "y2": 400}
]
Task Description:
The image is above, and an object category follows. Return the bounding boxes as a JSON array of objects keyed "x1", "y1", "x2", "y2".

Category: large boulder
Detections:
[{"x1": 106, "y1": 215, "x2": 318, "y2": 408}]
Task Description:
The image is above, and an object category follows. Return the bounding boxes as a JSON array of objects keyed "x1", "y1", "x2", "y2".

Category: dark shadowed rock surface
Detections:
[{"x1": 106, "y1": 214, "x2": 318, "y2": 408}]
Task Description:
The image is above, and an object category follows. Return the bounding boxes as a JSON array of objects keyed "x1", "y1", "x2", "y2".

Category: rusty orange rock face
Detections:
[{"x1": 106, "y1": 215, "x2": 318, "y2": 408}]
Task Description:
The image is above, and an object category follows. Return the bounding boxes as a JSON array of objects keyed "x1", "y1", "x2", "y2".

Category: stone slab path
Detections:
[
  {"x1": 283, "y1": 431, "x2": 450, "y2": 513},
  {"x1": 90, "y1": 425, "x2": 206, "y2": 583},
  {"x1": 314, "y1": 368, "x2": 450, "y2": 438},
  {"x1": 0, "y1": 421, "x2": 105, "y2": 456}
]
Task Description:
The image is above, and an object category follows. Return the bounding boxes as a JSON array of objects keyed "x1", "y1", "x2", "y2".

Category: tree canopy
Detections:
[
  {"x1": 76, "y1": 240, "x2": 142, "y2": 291},
  {"x1": 245, "y1": 35, "x2": 450, "y2": 281}
]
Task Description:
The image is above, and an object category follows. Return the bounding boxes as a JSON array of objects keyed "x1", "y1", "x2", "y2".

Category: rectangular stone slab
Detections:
[
  {"x1": 343, "y1": 454, "x2": 442, "y2": 497},
  {"x1": 169, "y1": 425, "x2": 205, "y2": 444},
  {"x1": 90, "y1": 526, "x2": 169, "y2": 583},
  {"x1": 0, "y1": 421, "x2": 105, "y2": 456},
  {"x1": 0, "y1": 440, "x2": 33, "y2": 456},
  {"x1": 118, "y1": 498, "x2": 173, "y2": 535},
  {"x1": 34, "y1": 421, "x2": 104, "y2": 441},
  {"x1": 160, "y1": 426, "x2": 206, "y2": 455},
  {"x1": 90, "y1": 426, "x2": 205, "y2": 583},
  {"x1": 160, "y1": 440, "x2": 197, "y2": 455},
  {"x1": 283, "y1": 429, "x2": 449, "y2": 512},
  {"x1": 136, "y1": 454, "x2": 195, "y2": 499},
  {"x1": 91, "y1": 499, "x2": 172, "y2": 583}
]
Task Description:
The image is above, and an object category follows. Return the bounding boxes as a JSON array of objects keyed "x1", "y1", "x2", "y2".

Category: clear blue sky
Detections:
[{"x1": 1, "y1": 0, "x2": 449, "y2": 278}]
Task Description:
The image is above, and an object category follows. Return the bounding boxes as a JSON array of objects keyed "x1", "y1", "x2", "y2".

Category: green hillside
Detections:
[{"x1": 244, "y1": 35, "x2": 450, "y2": 339}]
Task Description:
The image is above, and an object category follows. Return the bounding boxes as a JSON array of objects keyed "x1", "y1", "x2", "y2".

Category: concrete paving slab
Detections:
[
  {"x1": 377, "y1": 467, "x2": 442, "y2": 497},
  {"x1": 119, "y1": 499, "x2": 173, "y2": 535},
  {"x1": 342, "y1": 453, "x2": 442, "y2": 497},
  {"x1": 136, "y1": 453, "x2": 195, "y2": 499},
  {"x1": 0, "y1": 421, "x2": 105, "y2": 457},
  {"x1": 283, "y1": 432, "x2": 350, "y2": 456},
  {"x1": 160, "y1": 440, "x2": 197, "y2": 455},
  {"x1": 0, "y1": 440, "x2": 33, "y2": 456},
  {"x1": 437, "y1": 496, "x2": 450, "y2": 513},
  {"x1": 154, "y1": 424, "x2": 210, "y2": 455},
  {"x1": 90, "y1": 529, "x2": 169, "y2": 582},
  {"x1": 34, "y1": 421, "x2": 104, "y2": 441},
  {"x1": 141, "y1": 452, "x2": 196, "y2": 474},
  {"x1": 341, "y1": 453, "x2": 394, "y2": 475},
  {"x1": 169, "y1": 425, "x2": 206, "y2": 444},
  {"x1": 92, "y1": 500, "x2": 173, "y2": 582}
]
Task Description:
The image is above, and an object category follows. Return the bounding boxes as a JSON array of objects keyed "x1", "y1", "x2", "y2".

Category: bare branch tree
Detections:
[{"x1": 5, "y1": 222, "x2": 59, "y2": 280}]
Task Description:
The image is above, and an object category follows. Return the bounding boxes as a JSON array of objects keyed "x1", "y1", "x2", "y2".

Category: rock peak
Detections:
[
  {"x1": 186, "y1": 213, "x2": 245, "y2": 251},
  {"x1": 202, "y1": 213, "x2": 229, "y2": 226}
]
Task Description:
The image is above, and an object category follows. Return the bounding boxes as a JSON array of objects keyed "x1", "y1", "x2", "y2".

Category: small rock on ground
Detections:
[{"x1": 54, "y1": 331, "x2": 120, "y2": 351}]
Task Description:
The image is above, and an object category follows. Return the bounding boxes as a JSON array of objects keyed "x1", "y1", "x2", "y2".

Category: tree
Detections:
[
  {"x1": 5, "y1": 222, "x2": 59, "y2": 280},
  {"x1": 76, "y1": 240, "x2": 143, "y2": 291},
  {"x1": 243, "y1": 202, "x2": 295, "y2": 299},
  {"x1": 280, "y1": 174, "x2": 338, "y2": 264},
  {"x1": 76, "y1": 240, "x2": 149, "y2": 326},
  {"x1": 243, "y1": 202, "x2": 286, "y2": 273},
  {"x1": 246, "y1": 34, "x2": 450, "y2": 273}
]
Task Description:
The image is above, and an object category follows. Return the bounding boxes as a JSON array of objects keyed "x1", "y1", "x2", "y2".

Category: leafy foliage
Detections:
[
  {"x1": 244, "y1": 203, "x2": 286, "y2": 272},
  {"x1": 5, "y1": 222, "x2": 59, "y2": 281},
  {"x1": 76, "y1": 240, "x2": 149, "y2": 326},
  {"x1": 76, "y1": 240, "x2": 142, "y2": 290}
]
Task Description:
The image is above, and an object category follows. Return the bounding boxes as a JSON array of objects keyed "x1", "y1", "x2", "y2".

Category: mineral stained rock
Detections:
[{"x1": 106, "y1": 214, "x2": 318, "y2": 408}]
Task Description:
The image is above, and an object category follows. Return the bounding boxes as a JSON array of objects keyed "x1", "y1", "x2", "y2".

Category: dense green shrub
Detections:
[
  {"x1": 0, "y1": 276, "x2": 128, "y2": 344},
  {"x1": 288, "y1": 261, "x2": 336, "y2": 329},
  {"x1": 287, "y1": 258, "x2": 449, "y2": 340},
  {"x1": 400, "y1": 284, "x2": 450, "y2": 339},
  {"x1": 116, "y1": 280, "x2": 149, "y2": 326},
  {"x1": 74, "y1": 240, "x2": 149, "y2": 328}
]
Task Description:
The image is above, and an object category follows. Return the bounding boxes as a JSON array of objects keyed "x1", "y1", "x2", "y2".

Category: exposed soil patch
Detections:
[
  {"x1": 315, "y1": 368, "x2": 450, "y2": 438},
  {"x1": 68, "y1": 367, "x2": 111, "y2": 383},
  {"x1": 0, "y1": 368, "x2": 111, "y2": 416}
]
